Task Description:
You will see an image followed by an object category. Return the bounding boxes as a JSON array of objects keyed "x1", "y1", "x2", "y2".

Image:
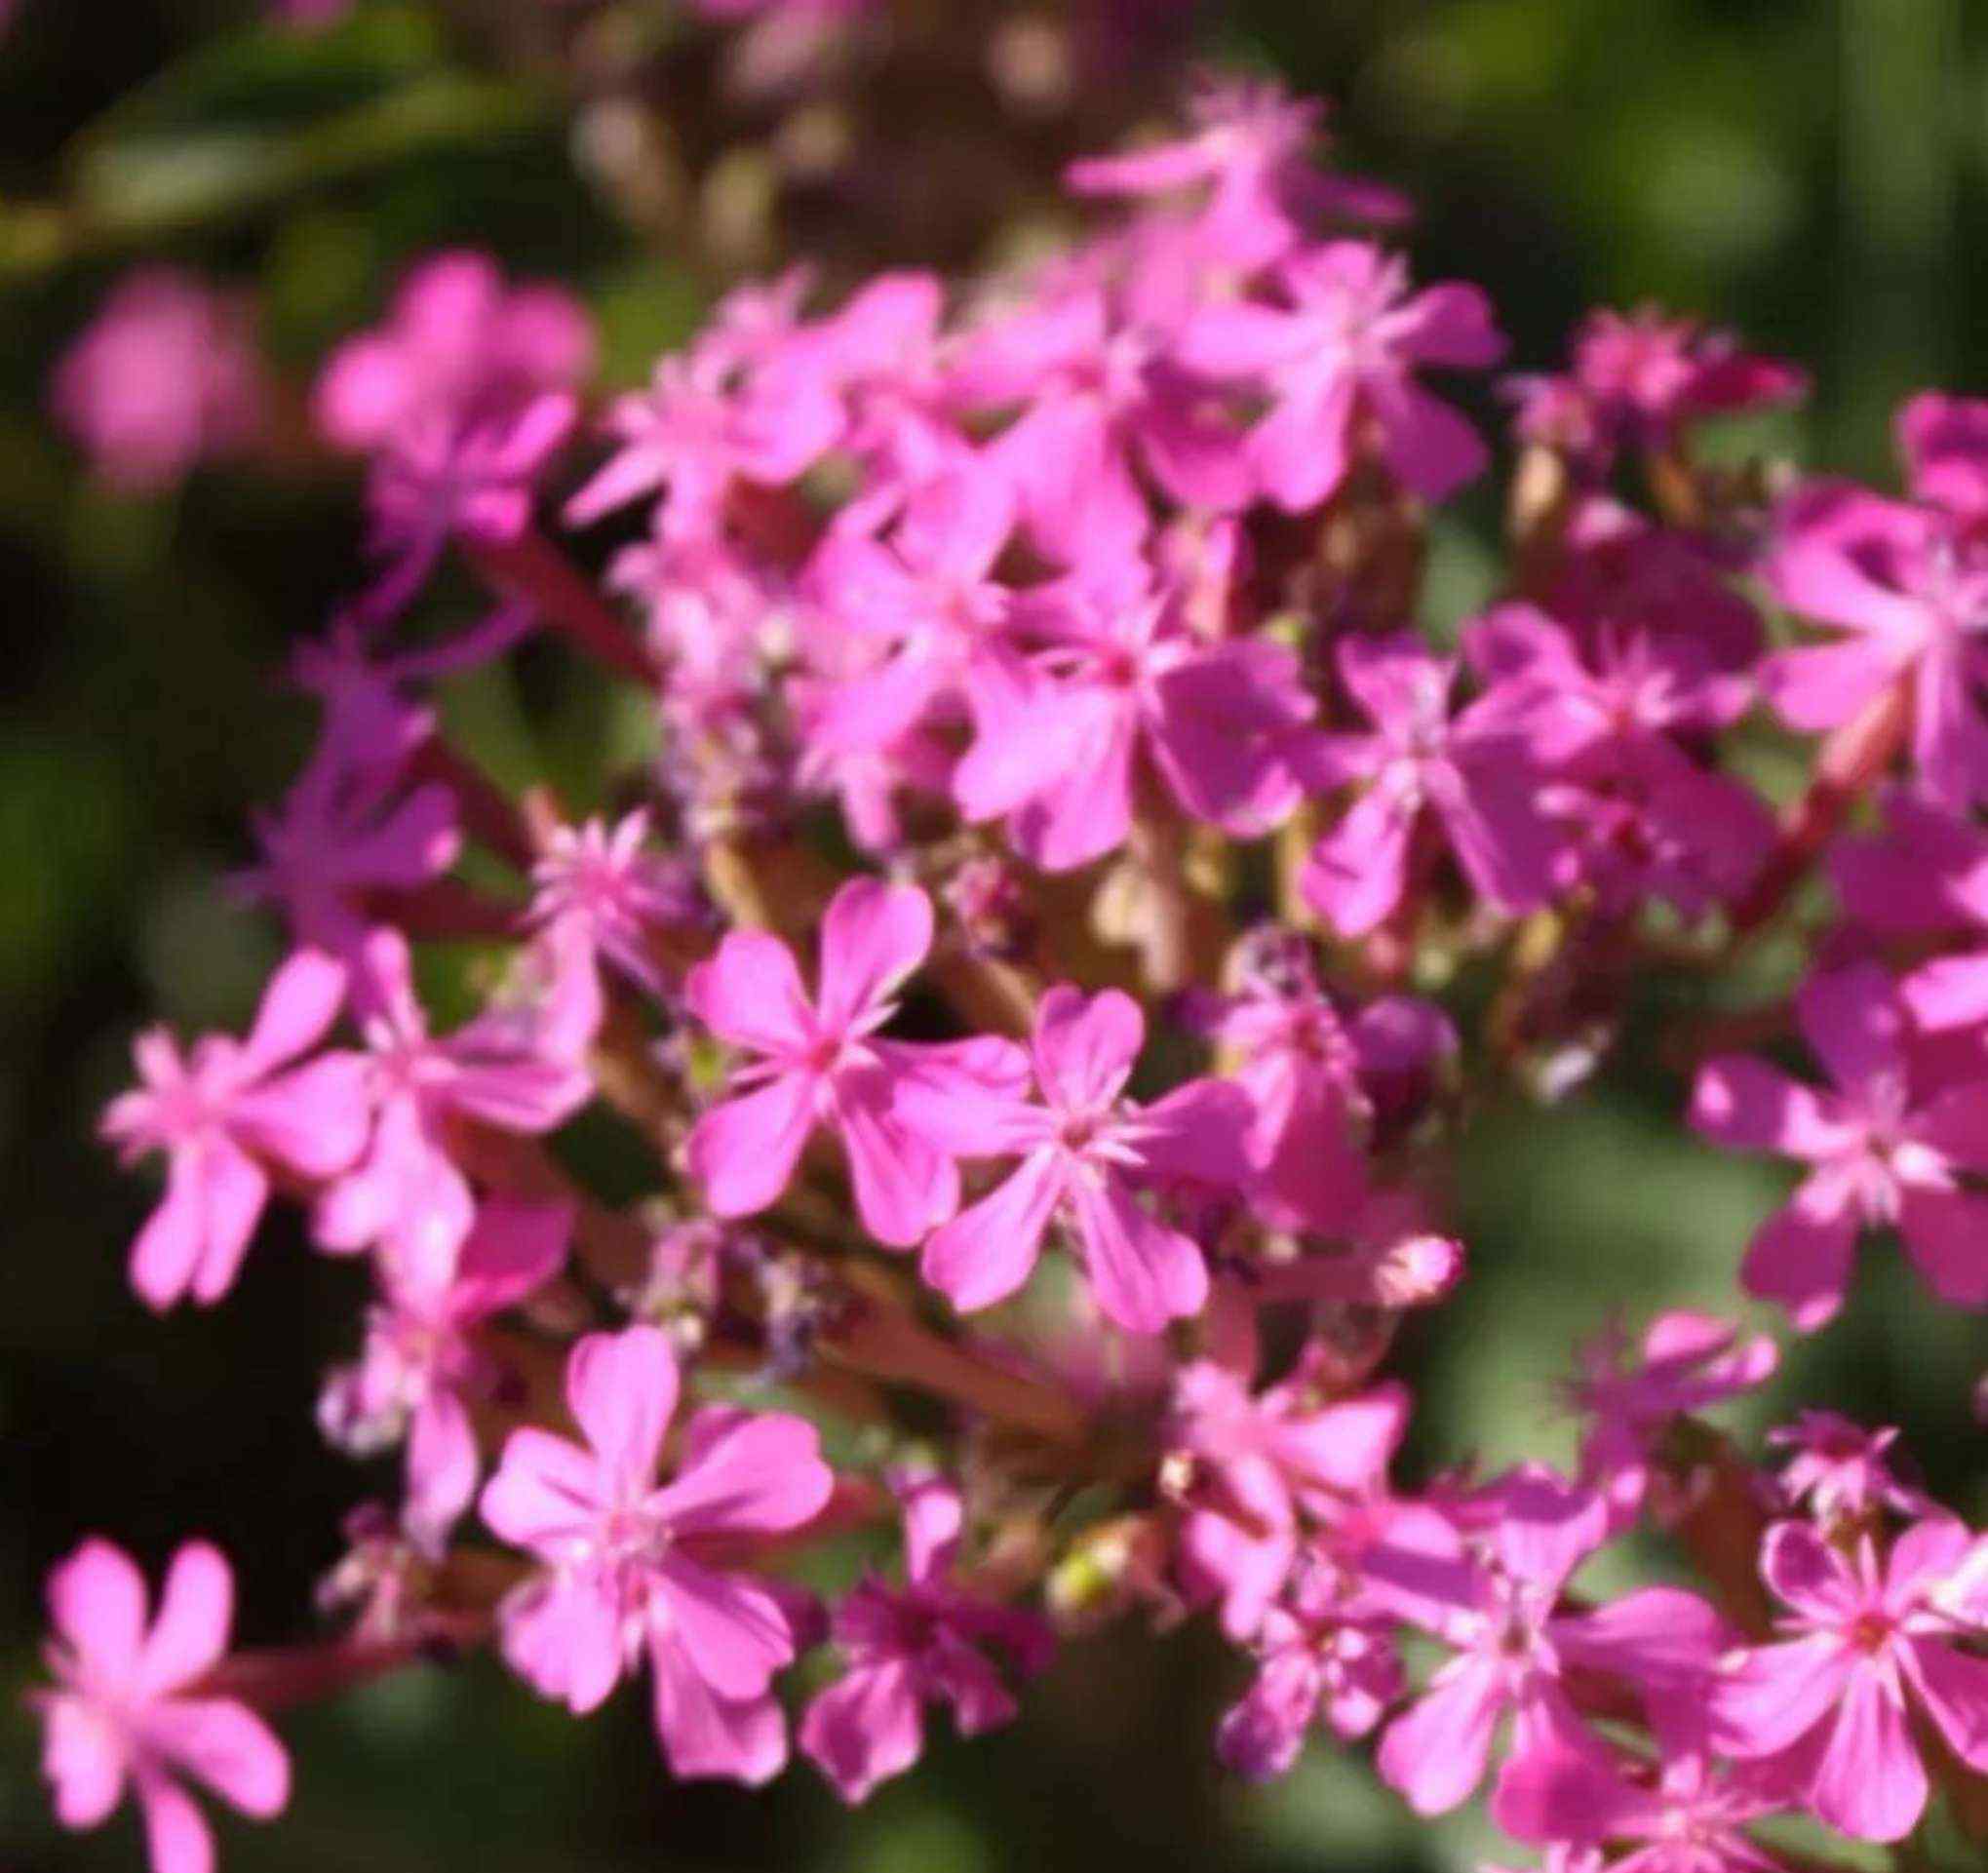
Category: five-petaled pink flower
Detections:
[
  {"x1": 35, "y1": 1540, "x2": 290, "y2": 1873},
  {"x1": 684, "y1": 878, "x2": 1027, "y2": 1246},
  {"x1": 1299, "y1": 633, "x2": 1559, "y2": 937},
  {"x1": 102, "y1": 950, "x2": 370, "y2": 1310},
  {"x1": 799, "y1": 1473, "x2": 1052, "y2": 1802},
  {"x1": 1690, "y1": 960, "x2": 1988, "y2": 1328},
  {"x1": 481, "y1": 1325, "x2": 834, "y2": 1783},
  {"x1": 1713, "y1": 1516, "x2": 1988, "y2": 1841},
  {"x1": 906, "y1": 984, "x2": 1250, "y2": 1332}
]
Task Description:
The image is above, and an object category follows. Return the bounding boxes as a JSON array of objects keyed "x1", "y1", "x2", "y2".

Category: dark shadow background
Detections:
[{"x1": 2, "y1": 1, "x2": 1984, "y2": 1868}]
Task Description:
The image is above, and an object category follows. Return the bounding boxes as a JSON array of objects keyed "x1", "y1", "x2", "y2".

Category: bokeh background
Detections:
[{"x1": 3, "y1": 2, "x2": 1985, "y2": 1868}]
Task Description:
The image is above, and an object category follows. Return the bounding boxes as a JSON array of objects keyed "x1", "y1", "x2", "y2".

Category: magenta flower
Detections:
[
  {"x1": 1508, "y1": 306, "x2": 1805, "y2": 473},
  {"x1": 1172, "y1": 1361, "x2": 1410, "y2": 1639},
  {"x1": 1497, "y1": 1694, "x2": 1786, "y2": 1872},
  {"x1": 1568, "y1": 1311, "x2": 1777, "y2": 1525},
  {"x1": 1690, "y1": 960, "x2": 1988, "y2": 1327},
  {"x1": 1712, "y1": 1516, "x2": 1988, "y2": 1841},
  {"x1": 481, "y1": 1325, "x2": 834, "y2": 1782},
  {"x1": 799, "y1": 1474, "x2": 1052, "y2": 1802},
  {"x1": 907, "y1": 985, "x2": 1250, "y2": 1332},
  {"x1": 1371, "y1": 1468, "x2": 1726, "y2": 1826},
  {"x1": 316, "y1": 928, "x2": 597, "y2": 1287},
  {"x1": 953, "y1": 569, "x2": 1312, "y2": 872},
  {"x1": 1068, "y1": 77, "x2": 1410, "y2": 272},
  {"x1": 102, "y1": 950, "x2": 370, "y2": 1310},
  {"x1": 1216, "y1": 1551, "x2": 1404, "y2": 1781},
  {"x1": 1898, "y1": 391, "x2": 1988, "y2": 530},
  {"x1": 1208, "y1": 934, "x2": 1453, "y2": 1231},
  {"x1": 319, "y1": 1198, "x2": 570, "y2": 1552},
  {"x1": 1761, "y1": 484, "x2": 1988, "y2": 808},
  {"x1": 1298, "y1": 633, "x2": 1559, "y2": 937},
  {"x1": 34, "y1": 1540, "x2": 290, "y2": 1873},
  {"x1": 51, "y1": 268, "x2": 265, "y2": 492},
  {"x1": 1768, "y1": 1411, "x2": 1930, "y2": 1523},
  {"x1": 1176, "y1": 241, "x2": 1504, "y2": 511},
  {"x1": 685, "y1": 879, "x2": 1026, "y2": 1245},
  {"x1": 528, "y1": 809, "x2": 709, "y2": 999},
  {"x1": 950, "y1": 283, "x2": 1255, "y2": 566}
]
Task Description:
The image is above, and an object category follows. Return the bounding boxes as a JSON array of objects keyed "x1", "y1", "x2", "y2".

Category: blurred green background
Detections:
[{"x1": 2, "y1": 1, "x2": 1985, "y2": 1868}]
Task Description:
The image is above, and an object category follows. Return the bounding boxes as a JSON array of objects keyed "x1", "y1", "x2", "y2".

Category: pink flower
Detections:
[
  {"x1": 685, "y1": 879, "x2": 1027, "y2": 1245},
  {"x1": 1208, "y1": 931, "x2": 1453, "y2": 1231},
  {"x1": 1177, "y1": 241, "x2": 1504, "y2": 511},
  {"x1": 528, "y1": 809, "x2": 709, "y2": 998},
  {"x1": 1569, "y1": 1311, "x2": 1777, "y2": 1525},
  {"x1": 950, "y1": 282, "x2": 1256, "y2": 565},
  {"x1": 907, "y1": 985, "x2": 1250, "y2": 1332},
  {"x1": 316, "y1": 928, "x2": 597, "y2": 1287},
  {"x1": 1068, "y1": 77, "x2": 1410, "y2": 273},
  {"x1": 1371, "y1": 1468, "x2": 1727, "y2": 1825},
  {"x1": 1299, "y1": 633, "x2": 1560, "y2": 937},
  {"x1": 34, "y1": 1540, "x2": 289, "y2": 1873},
  {"x1": 51, "y1": 269, "x2": 264, "y2": 491},
  {"x1": 1497, "y1": 1695, "x2": 1786, "y2": 1872},
  {"x1": 1171, "y1": 1359, "x2": 1410, "y2": 1639},
  {"x1": 799, "y1": 1474, "x2": 1051, "y2": 1802},
  {"x1": 1690, "y1": 960, "x2": 1988, "y2": 1327},
  {"x1": 1713, "y1": 1516, "x2": 1988, "y2": 1841},
  {"x1": 1761, "y1": 484, "x2": 1988, "y2": 808},
  {"x1": 953, "y1": 566, "x2": 1312, "y2": 872},
  {"x1": 101, "y1": 950, "x2": 370, "y2": 1310},
  {"x1": 1508, "y1": 306, "x2": 1805, "y2": 472},
  {"x1": 481, "y1": 1325, "x2": 834, "y2": 1782},
  {"x1": 320, "y1": 1198, "x2": 570, "y2": 1552},
  {"x1": 1768, "y1": 1411, "x2": 1930, "y2": 1523},
  {"x1": 1898, "y1": 391, "x2": 1988, "y2": 530}
]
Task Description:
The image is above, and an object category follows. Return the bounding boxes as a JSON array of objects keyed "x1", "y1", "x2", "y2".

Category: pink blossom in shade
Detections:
[
  {"x1": 684, "y1": 879, "x2": 1029, "y2": 1247},
  {"x1": 1175, "y1": 241, "x2": 1504, "y2": 512},
  {"x1": 319, "y1": 1199, "x2": 570, "y2": 1554},
  {"x1": 51, "y1": 269, "x2": 264, "y2": 492},
  {"x1": 1297, "y1": 633, "x2": 1560, "y2": 938},
  {"x1": 1215, "y1": 1550, "x2": 1405, "y2": 1781},
  {"x1": 799, "y1": 1474, "x2": 1052, "y2": 1803},
  {"x1": 953, "y1": 568, "x2": 1314, "y2": 872},
  {"x1": 1370, "y1": 1467, "x2": 1730, "y2": 1827},
  {"x1": 565, "y1": 317, "x2": 838, "y2": 539},
  {"x1": 906, "y1": 985, "x2": 1251, "y2": 1333},
  {"x1": 1209, "y1": 930, "x2": 1454, "y2": 1232},
  {"x1": 948, "y1": 283, "x2": 1256, "y2": 566},
  {"x1": 1897, "y1": 391, "x2": 1988, "y2": 531},
  {"x1": 240, "y1": 751, "x2": 462, "y2": 967},
  {"x1": 101, "y1": 950, "x2": 370, "y2": 1311},
  {"x1": 1567, "y1": 1312, "x2": 1778, "y2": 1528},
  {"x1": 1496, "y1": 1695, "x2": 1787, "y2": 1873},
  {"x1": 1170, "y1": 1361, "x2": 1410, "y2": 1640},
  {"x1": 33, "y1": 1540, "x2": 290, "y2": 1873},
  {"x1": 1712, "y1": 1516, "x2": 1988, "y2": 1842},
  {"x1": 527, "y1": 810, "x2": 710, "y2": 999},
  {"x1": 1828, "y1": 789, "x2": 1988, "y2": 1032},
  {"x1": 1689, "y1": 960, "x2": 1988, "y2": 1328},
  {"x1": 480, "y1": 1326, "x2": 835, "y2": 1783},
  {"x1": 315, "y1": 928, "x2": 597, "y2": 1289},
  {"x1": 1507, "y1": 306, "x2": 1806, "y2": 473},
  {"x1": 1760, "y1": 483, "x2": 1988, "y2": 809},
  {"x1": 1767, "y1": 1412, "x2": 1930, "y2": 1523},
  {"x1": 1068, "y1": 76, "x2": 1411, "y2": 275},
  {"x1": 315, "y1": 253, "x2": 595, "y2": 456}
]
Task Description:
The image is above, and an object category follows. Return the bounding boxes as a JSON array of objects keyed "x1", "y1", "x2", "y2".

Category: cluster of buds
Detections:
[{"x1": 36, "y1": 69, "x2": 1988, "y2": 1873}]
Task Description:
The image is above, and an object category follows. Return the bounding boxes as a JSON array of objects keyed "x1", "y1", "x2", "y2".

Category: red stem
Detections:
[{"x1": 467, "y1": 527, "x2": 663, "y2": 690}]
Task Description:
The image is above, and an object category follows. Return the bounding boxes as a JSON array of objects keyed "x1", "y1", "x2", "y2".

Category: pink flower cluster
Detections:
[{"x1": 38, "y1": 74, "x2": 1988, "y2": 1873}]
